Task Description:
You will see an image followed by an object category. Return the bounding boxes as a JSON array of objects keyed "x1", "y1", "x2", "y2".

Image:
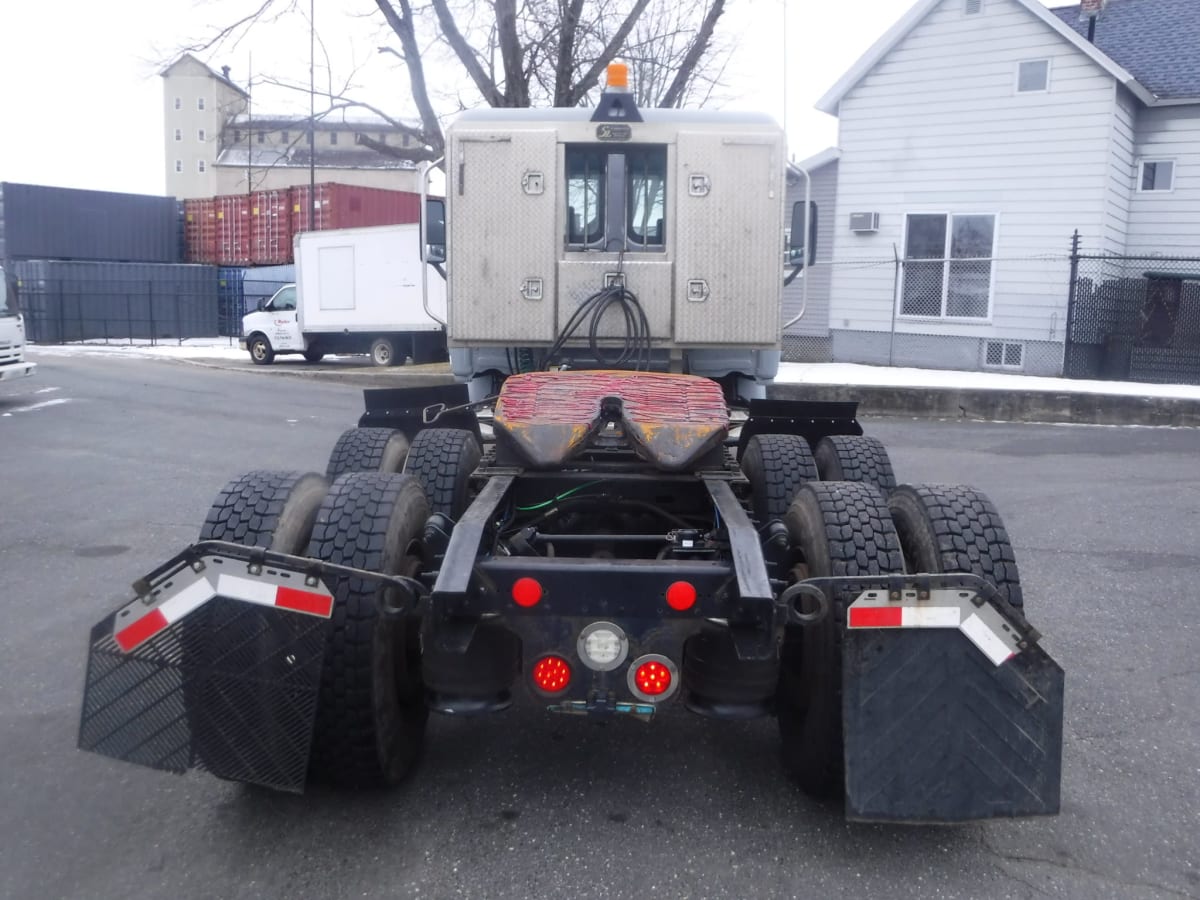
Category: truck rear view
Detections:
[{"x1": 79, "y1": 66, "x2": 1063, "y2": 823}]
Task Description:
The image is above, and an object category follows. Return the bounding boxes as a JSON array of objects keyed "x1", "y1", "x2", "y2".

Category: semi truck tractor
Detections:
[
  {"x1": 80, "y1": 64, "x2": 1063, "y2": 823},
  {"x1": 240, "y1": 221, "x2": 447, "y2": 367},
  {"x1": 0, "y1": 268, "x2": 36, "y2": 382}
]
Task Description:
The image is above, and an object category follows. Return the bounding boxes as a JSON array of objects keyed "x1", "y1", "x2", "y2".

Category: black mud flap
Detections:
[
  {"x1": 77, "y1": 543, "x2": 346, "y2": 793},
  {"x1": 841, "y1": 622, "x2": 1064, "y2": 823}
]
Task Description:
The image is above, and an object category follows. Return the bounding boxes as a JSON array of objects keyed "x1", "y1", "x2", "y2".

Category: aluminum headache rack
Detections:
[{"x1": 79, "y1": 536, "x2": 1062, "y2": 821}]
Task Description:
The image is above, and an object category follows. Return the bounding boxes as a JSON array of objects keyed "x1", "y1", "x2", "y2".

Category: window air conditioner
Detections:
[{"x1": 849, "y1": 212, "x2": 880, "y2": 233}]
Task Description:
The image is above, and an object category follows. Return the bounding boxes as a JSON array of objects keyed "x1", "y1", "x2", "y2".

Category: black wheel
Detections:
[
  {"x1": 248, "y1": 334, "x2": 275, "y2": 366},
  {"x1": 325, "y1": 427, "x2": 410, "y2": 481},
  {"x1": 888, "y1": 484, "x2": 1024, "y2": 608},
  {"x1": 191, "y1": 470, "x2": 330, "y2": 782},
  {"x1": 813, "y1": 435, "x2": 896, "y2": 493},
  {"x1": 370, "y1": 337, "x2": 398, "y2": 367},
  {"x1": 303, "y1": 347, "x2": 325, "y2": 363},
  {"x1": 306, "y1": 473, "x2": 431, "y2": 787},
  {"x1": 777, "y1": 481, "x2": 904, "y2": 798},
  {"x1": 740, "y1": 434, "x2": 818, "y2": 523},
  {"x1": 403, "y1": 428, "x2": 482, "y2": 519}
]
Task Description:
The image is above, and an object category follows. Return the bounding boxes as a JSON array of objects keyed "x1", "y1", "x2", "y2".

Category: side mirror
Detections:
[
  {"x1": 789, "y1": 201, "x2": 818, "y2": 268},
  {"x1": 256, "y1": 299, "x2": 266, "y2": 312},
  {"x1": 425, "y1": 197, "x2": 446, "y2": 263}
]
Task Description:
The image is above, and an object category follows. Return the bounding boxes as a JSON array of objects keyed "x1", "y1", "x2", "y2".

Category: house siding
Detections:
[
  {"x1": 1099, "y1": 86, "x2": 1138, "y2": 256},
  {"x1": 783, "y1": 159, "x2": 837, "y2": 359},
  {"x1": 1125, "y1": 104, "x2": 1200, "y2": 256},
  {"x1": 827, "y1": 0, "x2": 1120, "y2": 363}
]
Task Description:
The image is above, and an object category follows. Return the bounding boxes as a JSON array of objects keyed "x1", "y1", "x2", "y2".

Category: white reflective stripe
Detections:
[
  {"x1": 158, "y1": 578, "x2": 217, "y2": 624},
  {"x1": 216, "y1": 573, "x2": 280, "y2": 608},
  {"x1": 960, "y1": 612, "x2": 1013, "y2": 666},
  {"x1": 902, "y1": 606, "x2": 960, "y2": 628}
]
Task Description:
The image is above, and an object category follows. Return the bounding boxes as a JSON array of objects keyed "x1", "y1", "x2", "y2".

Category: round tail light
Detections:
[
  {"x1": 531, "y1": 654, "x2": 571, "y2": 694},
  {"x1": 627, "y1": 653, "x2": 679, "y2": 702}
]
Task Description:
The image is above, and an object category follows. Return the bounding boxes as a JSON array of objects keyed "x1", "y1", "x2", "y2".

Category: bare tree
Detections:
[{"x1": 182, "y1": 0, "x2": 733, "y2": 166}]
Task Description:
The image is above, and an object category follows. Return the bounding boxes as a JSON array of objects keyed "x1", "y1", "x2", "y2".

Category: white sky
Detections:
[{"x1": 0, "y1": 0, "x2": 1065, "y2": 196}]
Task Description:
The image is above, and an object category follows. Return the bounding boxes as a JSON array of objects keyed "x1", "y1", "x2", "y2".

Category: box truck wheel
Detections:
[
  {"x1": 814, "y1": 435, "x2": 897, "y2": 494},
  {"x1": 306, "y1": 473, "x2": 431, "y2": 787},
  {"x1": 303, "y1": 347, "x2": 325, "y2": 363},
  {"x1": 247, "y1": 334, "x2": 275, "y2": 365},
  {"x1": 777, "y1": 481, "x2": 904, "y2": 798},
  {"x1": 187, "y1": 470, "x2": 330, "y2": 782},
  {"x1": 888, "y1": 483, "x2": 1024, "y2": 608},
  {"x1": 740, "y1": 434, "x2": 818, "y2": 523},
  {"x1": 370, "y1": 337, "x2": 399, "y2": 367}
]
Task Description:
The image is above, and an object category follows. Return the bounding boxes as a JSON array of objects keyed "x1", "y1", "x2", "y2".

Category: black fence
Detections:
[
  {"x1": 13, "y1": 261, "x2": 219, "y2": 345},
  {"x1": 1065, "y1": 239, "x2": 1200, "y2": 384}
]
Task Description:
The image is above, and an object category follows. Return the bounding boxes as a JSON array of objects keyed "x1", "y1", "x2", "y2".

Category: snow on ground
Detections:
[{"x1": 25, "y1": 338, "x2": 1200, "y2": 401}]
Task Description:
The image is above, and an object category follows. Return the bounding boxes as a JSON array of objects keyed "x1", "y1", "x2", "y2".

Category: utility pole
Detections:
[{"x1": 309, "y1": 0, "x2": 316, "y2": 231}]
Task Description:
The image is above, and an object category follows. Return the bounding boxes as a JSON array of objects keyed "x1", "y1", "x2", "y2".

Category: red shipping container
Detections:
[
  {"x1": 215, "y1": 195, "x2": 252, "y2": 266},
  {"x1": 248, "y1": 189, "x2": 293, "y2": 266},
  {"x1": 289, "y1": 183, "x2": 421, "y2": 235},
  {"x1": 183, "y1": 198, "x2": 217, "y2": 264}
]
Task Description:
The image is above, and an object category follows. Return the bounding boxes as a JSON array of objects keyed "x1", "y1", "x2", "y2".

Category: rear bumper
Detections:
[{"x1": 0, "y1": 360, "x2": 36, "y2": 381}]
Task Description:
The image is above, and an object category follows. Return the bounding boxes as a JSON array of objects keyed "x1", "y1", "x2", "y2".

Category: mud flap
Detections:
[
  {"x1": 841, "y1": 610, "x2": 1064, "y2": 823},
  {"x1": 77, "y1": 545, "x2": 344, "y2": 793}
]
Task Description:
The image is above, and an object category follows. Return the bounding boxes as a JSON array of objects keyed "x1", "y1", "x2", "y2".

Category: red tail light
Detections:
[
  {"x1": 627, "y1": 654, "x2": 679, "y2": 702},
  {"x1": 665, "y1": 581, "x2": 696, "y2": 611},
  {"x1": 531, "y1": 655, "x2": 571, "y2": 694},
  {"x1": 512, "y1": 577, "x2": 543, "y2": 607}
]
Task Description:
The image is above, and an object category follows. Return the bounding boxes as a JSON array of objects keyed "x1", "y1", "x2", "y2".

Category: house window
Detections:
[
  {"x1": 197, "y1": 97, "x2": 205, "y2": 110},
  {"x1": 1017, "y1": 59, "x2": 1050, "y2": 93},
  {"x1": 985, "y1": 340, "x2": 1024, "y2": 369},
  {"x1": 964, "y1": 0, "x2": 982, "y2": 14},
  {"x1": 330, "y1": 132, "x2": 339, "y2": 145},
  {"x1": 174, "y1": 97, "x2": 182, "y2": 110},
  {"x1": 198, "y1": 128, "x2": 206, "y2": 142},
  {"x1": 198, "y1": 160, "x2": 206, "y2": 173},
  {"x1": 174, "y1": 128, "x2": 182, "y2": 142},
  {"x1": 175, "y1": 160, "x2": 183, "y2": 173},
  {"x1": 901, "y1": 213, "x2": 996, "y2": 319},
  {"x1": 1139, "y1": 160, "x2": 1175, "y2": 192}
]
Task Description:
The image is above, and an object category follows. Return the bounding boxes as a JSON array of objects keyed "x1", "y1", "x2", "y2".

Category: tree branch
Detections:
[
  {"x1": 429, "y1": 0, "x2": 505, "y2": 106},
  {"x1": 658, "y1": 0, "x2": 726, "y2": 108},
  {"x1": 566, "y1": 0, "x2": 653, "y2": 107}
]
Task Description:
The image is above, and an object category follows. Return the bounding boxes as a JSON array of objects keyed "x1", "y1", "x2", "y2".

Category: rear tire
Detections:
[
  {"x1": 813, "y1": 435, "x2": 897, "y2": 493},
  {"x1": 777, "y1": 481, "x2": 904, "y2": 798},
  {"x1": 888, "y1": 484, "x2": 1024, "y2": 608},
  {"x1": 325, "y1": 427, "x2": 410, "y2": 481},
  {"x1": 403, "y1": 428, "x2": 482, "y2": 519},
  {"x1": 303, "y1": 347, "x2": 325, "y2": 363},
  {"x1": 740, "y1": 434, "x2": 818, "y2": 523},
  {"x1": 307, "y1": 473, "x2": 431, "y2": 787},
  {"x1": 248, "y1": 334, "x2": 274, "y2": 366},
  {"x1": 370, "y1": 337, "x2": 398, "y2": 367}
]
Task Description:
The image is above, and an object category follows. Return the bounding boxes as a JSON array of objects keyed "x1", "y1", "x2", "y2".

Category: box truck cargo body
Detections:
[{"x1": 240, "y1": 223, "x2": 446, "y2": 366}]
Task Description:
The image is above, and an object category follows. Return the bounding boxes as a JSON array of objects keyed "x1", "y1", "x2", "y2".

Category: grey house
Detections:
[{"x1": 786, "y1": 0, "x2": 1200, "y2": 375}]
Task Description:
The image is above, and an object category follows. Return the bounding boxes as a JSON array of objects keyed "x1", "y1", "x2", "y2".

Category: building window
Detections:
[
  {"x1": 330, "y1": 132, "x2": 339, "y2": 145},
  {"x1": 1017, "y1": 59, "x2": 1050, "y2": 93},
  {"x1": 257, "y1": 132, "x2": 265, "y2": 144},
  {"x1": 175, "y1": 160, "x2": 183, "y2": 173},
  {"x1": 985, "y1": 340, "x2": 1024, "y2": 370},
  {"x1": 198, "y1": 160, "x2": 206, "y2": 173},
  {"x1": 174, "y1": 97, "x2": 182, "y2": 110},
  {"x1": 1139, "y1": 160, "x2": 1175, "y2": 192},
  {"x1": 174, "y1": 128, "x2": 182, "y2": 142},
  {"x1": 378, "y1": 133, "x2": 386, "y2": 144},
  {"x1": 900, "y1": 213, "x2": 996, "y2": 319},
  {"x1": 198, "y1": 128, "x2": 206, "y2": 142},
  {"x1": 197, "y1": 97, "x2": 205, "y2": 110},
  {"x1": 233, "y1": 129, "x2": 242, "y2": 142},
  {"x1": 281, "y1": 131, "x2": 289, "y2": 143},
  {"x1": 402, "y1": 134, "x2": 411, "y2": 148},
  {"x1": 306, "y1": 132, "x2": 313, "y2": 145},
  {"x1": 964, "y1": 0, "x2": 982, "y2": 13}
]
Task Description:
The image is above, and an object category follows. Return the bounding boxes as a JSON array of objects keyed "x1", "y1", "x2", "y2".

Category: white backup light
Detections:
[{"x1": 577, "y1": 621, "x2": 629, "y2": 672}]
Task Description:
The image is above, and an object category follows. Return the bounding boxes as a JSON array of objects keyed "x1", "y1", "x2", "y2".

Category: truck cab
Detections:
[
  {"x1": 0, "y1": 269, "x2": 37, "y2": 383},
  {"x1": 241, "y1": 284, "x2": 308, "y2": 365}
]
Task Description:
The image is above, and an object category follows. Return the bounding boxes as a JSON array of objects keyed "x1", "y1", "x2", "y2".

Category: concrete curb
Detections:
[{"x1": 768, "y1": 382, "x2": 1200, "y2": 427}]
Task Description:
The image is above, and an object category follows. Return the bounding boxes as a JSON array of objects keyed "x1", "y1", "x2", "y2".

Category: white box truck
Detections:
[
  {"x1": 240, "y1": 222, "x2": 447, "y2": 367},
  {"x1": 0, "y1": 268, "x2": 36, "y2": 382}
]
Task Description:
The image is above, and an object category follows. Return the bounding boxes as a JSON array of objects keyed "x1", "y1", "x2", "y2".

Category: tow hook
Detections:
[{"x1": 780, "y1": 581, "x2": 829, "y2": 626}]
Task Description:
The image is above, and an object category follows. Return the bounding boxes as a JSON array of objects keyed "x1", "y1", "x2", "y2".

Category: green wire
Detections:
[{"x1": 516, "y1": 480, "x2": 604, "y2": 511}]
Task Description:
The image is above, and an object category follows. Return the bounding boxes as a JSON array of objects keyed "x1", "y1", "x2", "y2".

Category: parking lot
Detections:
[{"x1": 2, "y1": 352, "x2": 1197, "y2": 900}]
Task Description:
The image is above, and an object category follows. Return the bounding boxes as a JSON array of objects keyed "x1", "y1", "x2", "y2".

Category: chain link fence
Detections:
[
  {"x1": 1065, "y1": 250, "x2": 1200, "y2": 384},
  {"x1": 783, "y1": 254, "x2": 1068, "y2": 377}
]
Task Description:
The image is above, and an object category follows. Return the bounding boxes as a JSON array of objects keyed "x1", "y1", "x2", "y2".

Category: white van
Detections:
[{"x1": 0, "y1": 268, "x2": 36, "y2": 382}]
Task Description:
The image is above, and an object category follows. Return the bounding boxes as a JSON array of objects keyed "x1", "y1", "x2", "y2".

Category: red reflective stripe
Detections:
[
  {"x1": 275, "y1": 586, "x2": 333, "y2": 617},
  {"x1": 115, "y1": 609, "x2": 169, "y2": 652},
  {"x1": 848, "y1": 606, "x2": 903, "y2": 628}
]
